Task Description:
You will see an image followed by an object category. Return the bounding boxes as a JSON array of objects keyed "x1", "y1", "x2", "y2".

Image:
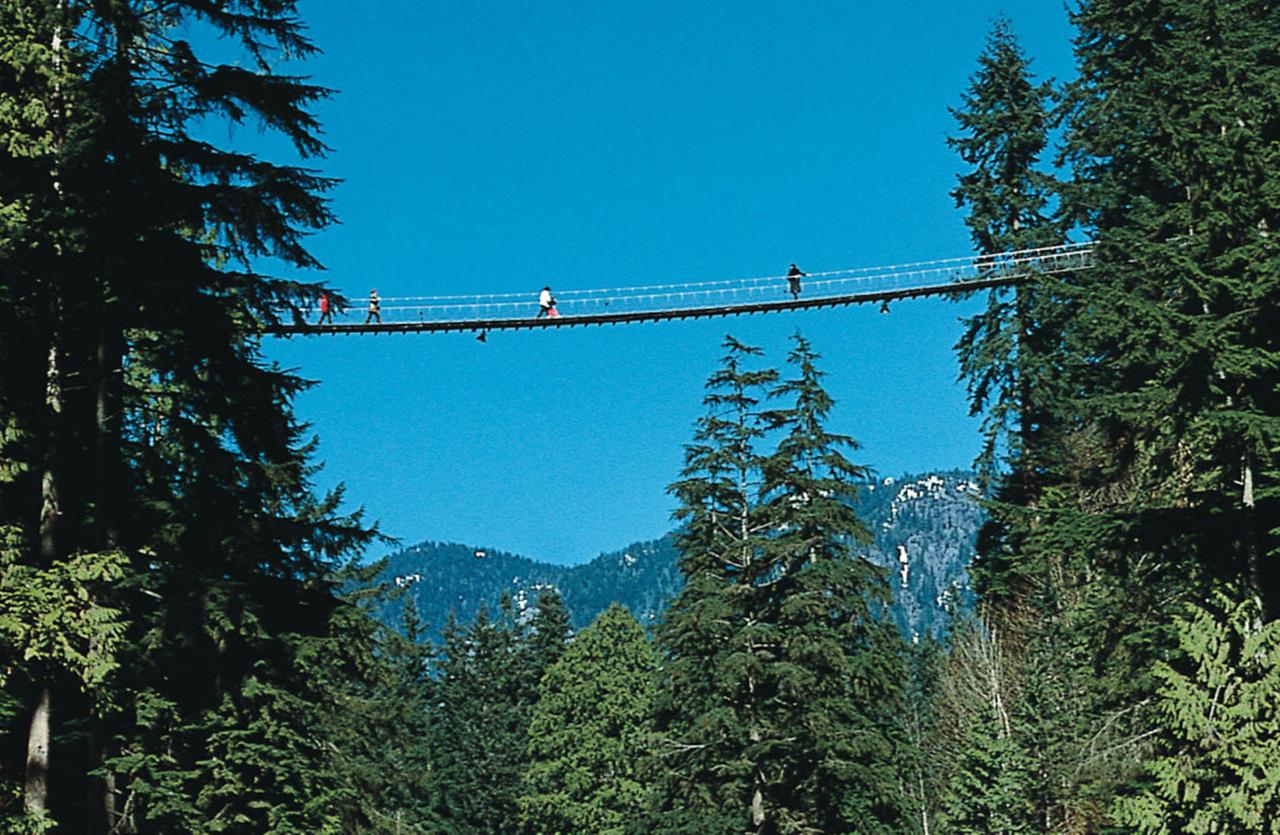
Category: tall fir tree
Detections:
[
  {"x1": 428, "y1": 604, "x2": 529, "y2": 834},
  {"x1": 1009, "y1": 3, "x2": 1280, "y2": 824},
  {"x1": 755, "y1": 333, "x2": 907, "y2": 832},
  {"x1": 650, "y1": 335, "x2": 907, "y2": 834},
  {"x1": 522, "y1": 587, "x2": 572, "y2": 685},
  {"x1": 296, "y1": 572, "x2": 441, "y2": 832},
  {"x1": 428, "y1": 592, "x2": 570, "y2": 833},
  {"x1": 941, "y1": 35, "x2": 1098, "y2": 822},
  {"x1": 935, "y1": 2, "x2": 1280, "y2": 828},
  {"x1": 0, "y1": 1, "x2": 386, "y2": 830},
  {"x1": 647, "y1": 337, "x2": 776, "y2": 835},
  {"x1": 947, "y1": 15, "x2": 1063, "y2": 598},
  {"x1": 519, "y1": 603, "x2": 658, "y2": 835},
  {"x1": 1058, "y1": 0, "x2": 1280, "y2": 606}
]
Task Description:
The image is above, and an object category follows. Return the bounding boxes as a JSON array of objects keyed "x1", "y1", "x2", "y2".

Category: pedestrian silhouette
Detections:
[
  {"x1": 317, "y1": 291, "x2": 334, "y2": 325},
  {"x1": 787, "y1": 264, "x2": 807, "y2": 299}
]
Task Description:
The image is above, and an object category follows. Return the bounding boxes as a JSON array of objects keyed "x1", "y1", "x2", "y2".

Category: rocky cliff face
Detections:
[
  {"x1": 857, "y1": 471, "x2": 981, "y2": 640},
  {"x1": 373, "y1": 471, "x2": 981, "y2": 640}
]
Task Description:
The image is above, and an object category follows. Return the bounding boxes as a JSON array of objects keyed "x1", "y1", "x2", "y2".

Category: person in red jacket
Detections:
[{"x1": 317, "y1": 290, "x2": 334, "y2": 325}]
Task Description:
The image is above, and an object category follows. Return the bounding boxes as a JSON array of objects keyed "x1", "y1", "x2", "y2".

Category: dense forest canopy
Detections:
[{"x1": 1, "y1": 1, "x2": 1277, "y2": 833}]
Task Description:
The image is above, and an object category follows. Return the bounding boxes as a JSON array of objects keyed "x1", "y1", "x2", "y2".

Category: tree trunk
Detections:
[
  {"x1": 94, "y1": 328, "x2": 123, "y2": 551},
  {"x1": 1242, "y1": 452, "x2": 1262, "y2": 617},
  {"x1": 750, "y1": 783, "x2": 765, "y2": 830},
  {"x1": 84, "y1": 306, "x2": 124, "y2": 833},
  {"x1": 24, "y1": 687, "x2": 52, "y2": 816},
  {"x1": 87, "y1": 20, "x2": 131, "y2": 827},
  {"x1": 27, "y1": 336, "x2": 63, "y2": 815},
  {"x1": 26, "y1": 5, "x2": 68, "y2": 818},
  {"x1": 1015, "y1": 280, "x2": 1037, "y2": 507},
  {"x1": 88, "y1": 724, "x2": 117, "y2": 834},
  {"x1": 919, "y1": 774, "x2": 931, "y2": 835}
]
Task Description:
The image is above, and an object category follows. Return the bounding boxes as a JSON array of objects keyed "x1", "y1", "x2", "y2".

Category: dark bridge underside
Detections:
[{"x1": 263, "y1": 275, "x2": 1019, "y2": 337}]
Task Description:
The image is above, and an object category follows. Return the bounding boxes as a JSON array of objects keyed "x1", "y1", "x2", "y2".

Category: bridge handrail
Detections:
[
  {"x1": 276, "y1": 242, "x2": 1094, "y2": 331},
  {"x1": 344, "y1": 241, "x2": 1094, "y2": 305}
]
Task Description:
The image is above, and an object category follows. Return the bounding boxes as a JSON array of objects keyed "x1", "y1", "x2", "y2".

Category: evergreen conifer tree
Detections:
[
  {"x1": 429, "y1": 593, "x2": 569, "y2": 833},
  {"x1": 900, "y1": 636, "x2": 946, "y2": 835},
  {"x1": 941, "y1": 33, "x2": 1093, "y2": 820},
  {"x1": 648, "y1": 337, "x2": 776, "y2": 835},
  {"x1": 522, "y1": 588, "x2": 572, "y2": 688},
  {"x1": 1113, "y1": 593, "x2": 1280, "y2": 833},
  {"x1": 0, "y1": 1, "x2": 384, "y2": 829},
  {"x1": 755, "y1": 333, "x2": 907, "y2": 832},
  {"x1": 1059, "y1": 0, "x2": 1280, "y2": 606},
  {"x1": 298, "y1": 575, "x2": 440, "y2": 832},
  {"x1": 938, "y1": 709, "x2": 1035, "y2": 834},
  {"x1": 650, "y1": 335, "x2": 907, "y2": 834},
  {"x1": 939, "y1": 5, "x2": 1280, "y2": 827},
  {"x1": 947, "y1": 15, "x2": 1063, "y2": 594},
  {"x1": 428, "y1": 605, "x2": 528, "y2": 833},
  {"x1": 940, "y1": 19, "x2": 1110, "y2": 829},
  {"x1": 519, "y1": 603, "x2": 658, "y2": 835}
]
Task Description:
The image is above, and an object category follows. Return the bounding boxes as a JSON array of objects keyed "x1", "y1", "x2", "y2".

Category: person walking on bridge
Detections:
[
  {"x1": 316, "y1": 290, "x2": 334, "y2": 326},
  {"x1": 364, "y1": 289, "x2": 381, "y2": 325},
  {"x1": 787, "y1": 263, "x2": 806, "y2": 300},
  {"x1": 537, "y1": 286, "x2": 559, "y2": 318}
]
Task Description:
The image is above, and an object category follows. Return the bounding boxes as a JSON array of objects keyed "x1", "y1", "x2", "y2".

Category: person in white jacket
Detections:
[{"x1": 537, "y1": 286, "x2": 557, "y2": 317}]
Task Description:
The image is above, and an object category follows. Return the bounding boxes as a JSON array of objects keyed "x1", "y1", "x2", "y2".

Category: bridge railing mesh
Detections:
[{"x1": 290, "y1": 242, "x2": 1094, "y2": 327}]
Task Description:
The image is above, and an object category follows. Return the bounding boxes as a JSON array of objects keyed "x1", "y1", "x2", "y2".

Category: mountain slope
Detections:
[
  {"x1": 373, "y1": 471, "x2": 981, "y2": 640},
  {"x1": 860, "y1": 471, "x2": 982, "y2": 638}
]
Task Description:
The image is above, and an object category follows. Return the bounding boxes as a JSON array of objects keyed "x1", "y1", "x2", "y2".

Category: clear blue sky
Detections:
[{"x1": 260, "y1": 0, "x2": 1077, "y2": 565}]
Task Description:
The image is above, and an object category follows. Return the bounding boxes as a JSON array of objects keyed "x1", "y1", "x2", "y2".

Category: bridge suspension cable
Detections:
[{"x1": 267, "y1": 241, "x2": 1094, "y2": 336}]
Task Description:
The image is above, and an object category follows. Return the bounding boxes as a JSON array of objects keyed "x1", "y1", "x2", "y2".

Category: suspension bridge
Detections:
[{"x1": 266, "y1": 241, "x2": 1094, "y2": 337}]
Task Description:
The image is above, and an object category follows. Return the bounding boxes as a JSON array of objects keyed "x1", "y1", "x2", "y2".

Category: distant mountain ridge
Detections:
[{"x1": 372, "y1": 471, "x2": 983, "y2": 641}]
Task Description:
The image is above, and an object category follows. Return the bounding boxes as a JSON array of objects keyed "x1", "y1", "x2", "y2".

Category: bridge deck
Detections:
[
  {"x1": 265, "y1": 275, "x2": 1019, "y2": 336},
  {"x1": 263, "y1": 241, "x2": 1094, "y2": 337}
]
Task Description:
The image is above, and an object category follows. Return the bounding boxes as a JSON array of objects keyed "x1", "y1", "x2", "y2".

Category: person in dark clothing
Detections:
[
  {"x1": 317, "y1": 290, "x2": 334, "y2": 325},
  {"x1": 364, "y1": 289, "x2": 381, "y2": 324},
  {"x1": 787, "y1": 263, "x2": 806, "y2": 299}
]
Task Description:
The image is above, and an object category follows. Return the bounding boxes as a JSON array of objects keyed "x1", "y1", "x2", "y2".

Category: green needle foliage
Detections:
[
  {"x1": 933, "y1": 3, "x2": 1280, "y2": 831},
  {"x1": 1060, "y1": 0, "x2": 1280, "y2": 602},
  {"x1": 757, "y1": 334, "x2": 907, "y2": 833},
  {"x1": 428, "y1": 604, "x2": 529, "y2": 834},
  {"x1": 0, "y1": 1, "x2": 423, "y2": 830},
  {"x1": 646, "y1": 336, "x2": 775, "y2": 834},
  {"x1": 948, "y1": 15, "x2": 1062, "y2": 490},
  {"x1": 647, "y1": 337, "x2": 775, "y2": 835},
  {"x1": 427, "y1": 591, "x2": 570, "y2": 834},
  {"x1": 947, "y1": 17, "x2": 1073, "y2": 615},
  {"x1": 650, "y1": 334, "x2": 908, "y2": 835},
  {"x1": 519, "y1": 603, "x2": 658, "y2": 835},
  {"x1": 1113, "y1": 593, "x2": 1280, "y2": 834},
  {"x1": 939, "y1": 709, "x2": 1034, "y2": 835},
  {"x1": 1, "y1": 2, "x2": 1277, "y2": 831}
]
